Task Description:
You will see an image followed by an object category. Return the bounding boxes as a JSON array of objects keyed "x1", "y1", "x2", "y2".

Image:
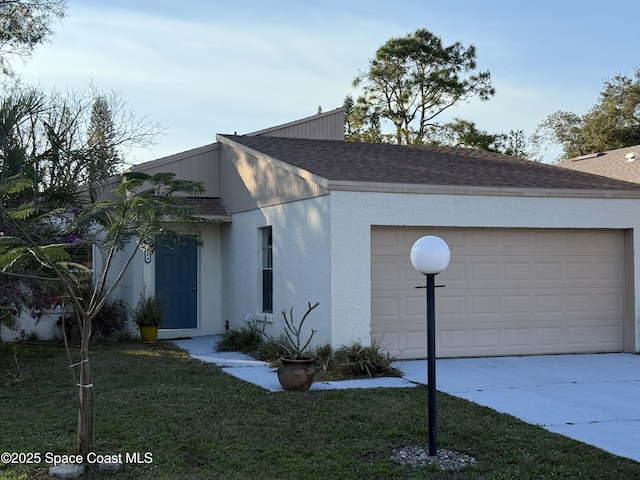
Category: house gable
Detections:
[
  {"x1": 130, "y1": 143, "x2": 222, "y2": 196},
  {"x1": 217, "y1": 135, "x2": 329, "y2": 213},
  {"x1": 559, "y1": 145, "x2": 640, "y2": 184},
  {"x1": 247, "y1": 107, "x2": 345, "y2": 140}
]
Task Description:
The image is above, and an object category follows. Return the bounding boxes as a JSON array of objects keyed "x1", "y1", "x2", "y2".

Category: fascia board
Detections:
[{"x1": 328, "y1": 180, "x2": 640, "y2": 199}]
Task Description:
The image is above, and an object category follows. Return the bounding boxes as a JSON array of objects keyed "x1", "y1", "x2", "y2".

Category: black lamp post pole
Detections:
[{"x1": 426, "y1": 273, "x2": 437, "y2": 456}]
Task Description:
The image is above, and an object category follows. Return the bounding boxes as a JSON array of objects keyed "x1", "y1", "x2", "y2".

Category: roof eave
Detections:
[{"x1": 328, "y1": 180, "x2": 640, "y2": 199}]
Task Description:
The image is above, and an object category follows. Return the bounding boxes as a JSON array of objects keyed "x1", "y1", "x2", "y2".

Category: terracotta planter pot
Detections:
[
  {"x1": 277, "y1": 357, "x2": 316, "y2": 391},
  {"x1": 139, "y1": 326, "x2": 159, "y2": 342}
]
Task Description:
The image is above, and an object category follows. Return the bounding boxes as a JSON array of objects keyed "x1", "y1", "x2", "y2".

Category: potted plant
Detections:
[
  {"x1": 273, "y1": 301, "x2": 319, "y2": 392},
  {"x1": 131, "y1": 294, "x2": 163, "y2": 342}
]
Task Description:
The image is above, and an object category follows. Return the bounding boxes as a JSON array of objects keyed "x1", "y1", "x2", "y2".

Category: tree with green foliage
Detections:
[
  {"x1": 0, "y1": 171, "x2": 207, "y2": 455},
  {"x1": 0, "y1": 85, "x2": 163, "y2": 205},
  {"x1": 0, "y1": 0, "x2": 67, "y2": 75},
  {"x1": 86, "y1": 95, "x2": 120, "y2": 202},
  {"x1": 431, "y1": 119, "x2": 531, "y2": 157},
  {"x1": 0, "y1": 87, "x2": 45, "y2": 180},
  {"x1": 534, "y1": 67, "x2": 640, "y2": 160},
  {"x1": 435, "y1": 118, "x2": 505, "y2": 152},
  {"x1": 349, "y1": 28, "x2": 495, "y2": 145},
  {"x1": 343, "y1": 94, "x2": 384, "y2": 143}
]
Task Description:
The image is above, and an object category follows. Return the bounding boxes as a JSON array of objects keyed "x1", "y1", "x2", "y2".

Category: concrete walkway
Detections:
[
  {"x1": 173, "y1": 336, "x2": 417, "y2": 391},
  {"x1": 175, "y1": 336, "x2": 640, "y2": 462}
]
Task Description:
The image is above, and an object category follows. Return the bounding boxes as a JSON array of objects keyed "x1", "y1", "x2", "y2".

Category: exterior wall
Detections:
[
  {"x1": 1, "y1": 309, "x2": 68, "y2": 342},
  {"x1": 221, "y1": 195, "x2": 332, "y2": 347},
  {"x1": 248, "y1": 108, "x2": 345, "y2": 141},
  {"x1": 131, "y1": 143, "x2": 221, "y2": 196},
  {"x1": 329, "y1": 190, "x2": 640, "y2": 353},
  {"x1": 92, "y1": 239, "x2": 140, "y2": 335},
  {"x1": 99, "y1": 143, "x2": 221, "y2": 201}
]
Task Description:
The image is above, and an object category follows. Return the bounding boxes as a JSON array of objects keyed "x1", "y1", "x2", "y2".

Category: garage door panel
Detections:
[
  {"x1": 566, "y1": 326, "x2": 596, "y2": 346},
  {"x1": 470, "y1": 295, "x2": 500, "y2": 314},
  {"x1": 472, "y1": 329, "x2": 501, "y2": 348},
  {"x1": 371, "y1": 261, "x2": 399, "y2": 282},
  {"x1": 594, "y1": 261, "x2": 623, "y2": 281},
  {"x1": 439, "y1": 295, "x2": 467, "y2": 316},
  {"x1": 595, "y1": 292, "x2": 623, "y2": 313},
  {"x1": 439, "y1": 329, "x2": 467, "y2": 348},
  {"x1": 471, "y1": 262, "x2": 500, "y2": 281},
  {"x1": 597, "y1": 325, "x2": 622, "y2": 344},
  {"x1": 371, "y1": 227, "x2": 626, "y2": 359},
  {"x1": 503, "y1": 294, "x2": 532, "y2": 314},
  {"x1": 503, "y1": 262, "x2": 531, "y2": 281},
  {"x1": 504, "y1": 328, "x2": 531, "y2": 347}
]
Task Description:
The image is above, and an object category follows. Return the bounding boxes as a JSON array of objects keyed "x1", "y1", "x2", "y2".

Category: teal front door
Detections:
[{"x1": 155, "y1": 238, "x2": 198, "y2": 329}]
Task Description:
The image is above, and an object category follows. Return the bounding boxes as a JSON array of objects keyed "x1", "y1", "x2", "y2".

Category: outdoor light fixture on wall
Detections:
[{"x1": 410, "y1": 235, "x2": 450, "y2": 456}]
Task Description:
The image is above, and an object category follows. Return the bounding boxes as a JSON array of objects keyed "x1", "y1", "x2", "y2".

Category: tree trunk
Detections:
[{"x1": 76, "y1": 314, "x2": 95, "y2": 455}]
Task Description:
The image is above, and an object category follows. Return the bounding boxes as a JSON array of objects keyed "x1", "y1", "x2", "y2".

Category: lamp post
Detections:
[{"x1": 410, "y1": 235, "x2": 450, "y2": 456}]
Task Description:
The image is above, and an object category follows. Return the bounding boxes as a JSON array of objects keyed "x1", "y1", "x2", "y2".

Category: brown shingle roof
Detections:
[
  {"x1": 558, "y1": 145, "x2": 640, "y2": 184},
  {"x1": 177, "y1": 197, "x2": 231, "y2": 219},
  {"x1": 221, "y1": 135, "x2": 640, "y2": 191}
]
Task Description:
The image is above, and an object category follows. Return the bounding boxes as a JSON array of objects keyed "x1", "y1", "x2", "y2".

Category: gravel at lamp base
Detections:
[{"x1": 392, "y1": 446, "x2": 477, "y2": 470}]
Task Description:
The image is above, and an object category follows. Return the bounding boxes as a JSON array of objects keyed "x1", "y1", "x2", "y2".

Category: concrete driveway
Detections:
[{"x1": 397, "y1": 353, "x2": 640, "y2": 462}]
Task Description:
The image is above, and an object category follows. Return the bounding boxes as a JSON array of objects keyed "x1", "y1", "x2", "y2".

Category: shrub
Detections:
[
  {"x1": 57, "y1": 298, "x2": 128, "y2": 344},
  {"x1": 326, "y1": 340, "x2": 401, "y2": 380},
  {"x1": 254, "y1": 335, "x2": 289, "y2": 362},
  {"x1": 93, "y1": 299, "x2": 128, "y2": 338},
  {"x1": 216, "y1": 323, "x2": 263, "y2": 353},
  {"x1": 313, "y1": 343, "x2": 333, "y2": 377}
]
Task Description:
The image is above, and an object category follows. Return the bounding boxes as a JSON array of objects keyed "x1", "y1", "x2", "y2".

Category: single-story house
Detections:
[
  {"x1": 558, "y1": 144, "x2": 640, "y2": 184},
  {"x1": 7, "y1": 109, "x2": 640, "y2": 359}
]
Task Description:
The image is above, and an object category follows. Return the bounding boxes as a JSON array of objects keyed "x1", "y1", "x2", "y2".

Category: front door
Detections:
[{"x1": 155, "y1": 238, "x2": 198, "y2": 329}]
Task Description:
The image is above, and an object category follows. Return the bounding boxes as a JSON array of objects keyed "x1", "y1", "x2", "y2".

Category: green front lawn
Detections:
[{"x1": 1, "y1": 341, "x2": 638, "y2": 479}]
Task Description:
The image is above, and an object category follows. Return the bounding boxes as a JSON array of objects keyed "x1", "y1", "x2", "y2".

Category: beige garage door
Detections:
[{"x1": 371, "y1": 227, "x2": 627, "y2": 359}]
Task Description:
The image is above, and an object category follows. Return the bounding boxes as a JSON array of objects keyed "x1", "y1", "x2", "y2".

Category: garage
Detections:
[{"x1": 371, "y1": 226, "x2": 629, "y2": 359}]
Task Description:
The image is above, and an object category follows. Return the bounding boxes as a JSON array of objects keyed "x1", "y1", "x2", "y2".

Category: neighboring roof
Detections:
[
  {"x1": 219, "y1": 135, "x2": 640, "y2": 192},
  {"x1": 558, "y1": 145, "x2": 640, "y2": 184},
  {"x1": 177, "y1": 197, "x2": 231, "y2": 221}
]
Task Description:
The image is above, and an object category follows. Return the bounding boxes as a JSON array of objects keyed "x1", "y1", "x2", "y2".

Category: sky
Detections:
[{"x1": 12, "y1": 0, "x2": 640, "y2": 164}]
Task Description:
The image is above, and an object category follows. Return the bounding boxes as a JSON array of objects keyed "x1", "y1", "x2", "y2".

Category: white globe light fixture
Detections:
[
  {"x1": 410, "y1": 235, "x2": 450, "y2": 274},
  {"x1": 409, "y1": 235, "x2": 450, "y2": 456}
]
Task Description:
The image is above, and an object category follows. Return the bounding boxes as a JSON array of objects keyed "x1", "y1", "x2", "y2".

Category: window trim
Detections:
[{"x1": 261, "y1": 226, "x2": 273, "y2": 314}]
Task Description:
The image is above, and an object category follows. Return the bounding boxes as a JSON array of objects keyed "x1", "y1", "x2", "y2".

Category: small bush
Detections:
[
  {"x1": 57, "y1": 298, "x2": 128, "y2": 344},
  {"x1": 313, "y1": 343, "x2": 333, "y2": 377},
  {"x1": 216, "y1": 323, "x2": 263, "y2": 353},
  {"x1": 253, "y1": 335, "x2": 288, "y2": 362},
  {"x1": 93, "y1": 299, "x2": 128, "y2": 338},
  {"x1": 323, "y1": 340, "x2": 401, "y2": 381}
]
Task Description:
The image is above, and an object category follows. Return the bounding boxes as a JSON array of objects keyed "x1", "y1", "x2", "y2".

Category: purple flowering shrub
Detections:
[{"x1": 0, "y1": 276, "x2": 63, "y2": 323}]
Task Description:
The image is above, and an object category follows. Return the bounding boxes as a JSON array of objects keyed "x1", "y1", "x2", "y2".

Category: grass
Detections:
[{"x1": 1, "y1": 341, "x2": 639, "y2": 479}]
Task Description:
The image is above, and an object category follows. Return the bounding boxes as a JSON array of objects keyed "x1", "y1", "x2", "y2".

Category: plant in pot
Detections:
[
  {"x1": 131, "y1": 294, "x2": 163, "y2": 342},
  {"x1": 271, "y1": 301, "x2": 319, "y2": 392}
]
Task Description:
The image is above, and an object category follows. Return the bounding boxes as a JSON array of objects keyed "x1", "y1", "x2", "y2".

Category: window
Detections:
[
  {"x1": 261, "y1": 227, "x2": 273, "y2": 313},
  {"x1": 67, "y1": 240, "x2": 93, "y2": 290}
]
